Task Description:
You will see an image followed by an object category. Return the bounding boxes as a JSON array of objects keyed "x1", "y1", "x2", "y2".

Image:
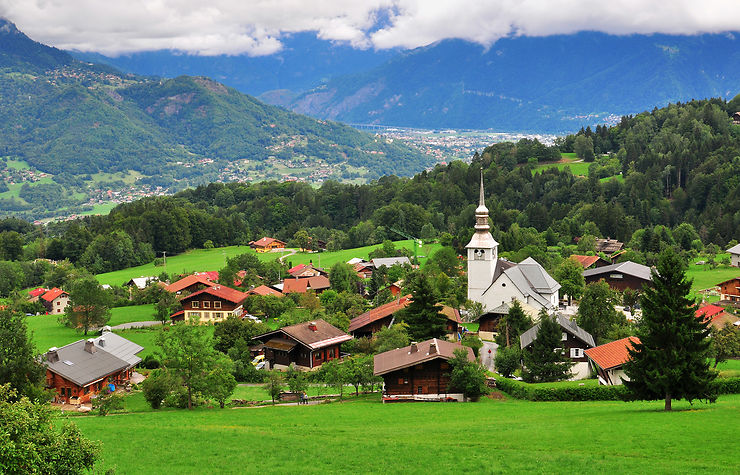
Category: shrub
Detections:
[
  {"x1": 494, "y1": 346, "x2": 521, "y2": 378},
  {"x1": 141, "y1": 369, "x2": 176, "y2": 409},
  {"x1": 142, "y1": 354, "x2": 160, "y2": 369}
]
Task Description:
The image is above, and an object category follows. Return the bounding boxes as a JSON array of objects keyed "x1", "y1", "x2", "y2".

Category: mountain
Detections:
[
  {"x1": 289, "y1": 33, "x2": 740, "y2": 132},
  {"x1": 0, "y1": 19, "x2": 432, "y2": 219}
]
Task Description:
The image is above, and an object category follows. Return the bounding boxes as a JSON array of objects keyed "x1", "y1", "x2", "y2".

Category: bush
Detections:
[
  {"x1": 142, "y1": 355, "x2": 160, "y2": 369},
  {"x1": 494, "y1": 377, "x2": 628, "y2": 401},
  {"x1": 494, "y1": 346, "x2": 521, "y2": 378},
  {"x1": 141, "y1": 369, "x2": 176, "y2": 409}
]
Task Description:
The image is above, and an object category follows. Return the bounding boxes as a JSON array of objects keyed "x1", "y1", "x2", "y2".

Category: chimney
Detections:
[
  {"x1": 308, "y1": 322, "x2": 317, "y2": 332},
  {"x1": 409, "y1": 342, "x2": 418, "y2": 353},
  {"x1": 429, "y1": 339, "x2": 438, "y2": 355},
  {"x1": 84, "y1": 339, "x2": 97, "y2": 354},
  {"x1": 98, "y1": 337, "x2": 105, "y2": 348},
  {"x1": 47, "y1": 347, "x2": 59, "y2": 363}
]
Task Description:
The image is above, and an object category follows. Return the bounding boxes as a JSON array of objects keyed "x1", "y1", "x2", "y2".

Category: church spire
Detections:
[
  {"x1": 479, "y1": 167, "x2": 485, "y2": 208},
  {"x1": 474, "y1": 168, "x2": 489, "y2": 231}
]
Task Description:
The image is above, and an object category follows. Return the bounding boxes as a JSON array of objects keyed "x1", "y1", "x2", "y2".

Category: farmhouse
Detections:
[
  {"x1": 594, "y1": 238, "x2": 624, "y2": 254},
  {"x1": 250, "y1": 237, "x2": 286, "y2": 252},
  {"x1": 281, "y1": 275, "x2": 331, "y2": 294},
  {"x1": 165, "y1": 274, "x2": 216, "y2": 296},
  {"x1": 44, "y1": 330, "x2": 143, "y2": 404},
  {"x1": 125, "y1": 276, "x2": 158, "y2": 290},
  {"x1": 520, "y1": 315, "x2": 595, "y2": 380},
  {"x1": 582, "y1": 261, "x2": 652, "y2": 292},
  {"x1": 173, "y1": 285, "x2": 248, "y2": 323},
  {"x1": 253, "y1": 319, "x2": 352, "y2": 370},
  {"x1": 727, "y1": 243, "x2": 740, "y2": 267},
  {"x1": 349, "y1": 295, "x2": 412, "y2": 338},
  {"x1": 373, "y1": 338, "x2": 475, "y2": 402},
  {"x1": 570, "y1": 255, "x2": 611, "y2": 269},
  {"x1": 585, "y1": 337, "x2": 639, "y2": 385},
  {"x1": 41, "y1": 287, "x2": 70, "y2": 314},
  {"x1": 695, "y1": 304, "x2": 740, "y2": 329},
  {"x1": 288, "y1": 263, "x2": 327, "y2": 278},
  {"x1": 716, "y1": 277, "x2": 740, "y2": 303},
  {"x1": 245, "y1": 285, "x2": 283, "y2": 298}
]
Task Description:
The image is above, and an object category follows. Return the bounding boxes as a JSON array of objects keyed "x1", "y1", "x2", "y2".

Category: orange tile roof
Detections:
[
  {"x1": 246, "y1": 285, "x2": 283, "y2": 298},
  {"x1": 41, "y1": 287, "x2": 66, "y2": 302},
  {"x1": 307, "y1": 275, "x2": 330, "y2": 290},
  {"x1": 253, "y1": 237, "x2": 286, "y2": 248},
  {"x1": 349, "y1": 295, "x2": 412, "y2": 333},
  {"x1": 570, "y1": 255, "x2": 600, "y2": 268},
  {"x1": 165, "y1": 274, "x2": 216, "y2": 293},
  {"x1": 584, "y1": 337, "x2": 640, "y2": 370},
  {"x1": 288, "y1": 263, "x2": 307, "y2": 274},
  {"x1": 282, "y1": 278, "x2": 309, "y2": 294},
  {"x1": 181, "y1": 285, "x2": 248, "y2": 304},
  {"x1": 29, "y1": 287, "x2": 48, "y2": 298}
]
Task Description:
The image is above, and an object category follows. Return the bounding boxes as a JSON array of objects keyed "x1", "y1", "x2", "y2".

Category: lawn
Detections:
[
  {"x1": 109, "y1": 304, "x2": 157, "y2": 326},
  {"x1": 687, "y1": 261, "x2": 738, "y2": 292},
  {"x1": 287, "y1": 240, "x2": 443, "y2": 270},
  {"x1": 70, "y1": 393, "x2": 740, "y2": 474}
]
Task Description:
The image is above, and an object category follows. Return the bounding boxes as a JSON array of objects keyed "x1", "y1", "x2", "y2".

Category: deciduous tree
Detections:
[
  {"x1": 577, "y1": 281, "x2": 624, "y2": 345},
  {"x1": 62, "y1": 276, "x2": 111, "y2": 335},
  {"x1": 555, "y1": 257, "x2": 585, "y2": 305},
  {"x1": 448, "y1": 348, "x2": 489, "y2": 400},
  {"x1": 0, "y1": 309, "x2": 46, "y2": 401}
]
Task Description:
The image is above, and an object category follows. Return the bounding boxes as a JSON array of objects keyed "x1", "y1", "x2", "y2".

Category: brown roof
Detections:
[
  {"x1": 307, "y1": 275, "x2": 330, "y2": 290},
  {"x1": 570, "y1": 255, "x2": 601, "y2": 269},
  {"x1": 165, "y1": 274, "x2": 216, "y2": 293},
  {"x1": 255, "y1": 319, "x2": 352, "y2": 350},
  {"x1": 180, "y1": 285, "x2": 248, "y2": 304},
  {"x1": 41, "y1": 287, "x2": 67, "y2": 302},
  {"x1": 282, "y1": 278, "x2": 309, "y2": 294},
  {"x1": 439, "y1": 305, "x2": 463, "y2": 324},
  {"x1": 246, "y1": 285, "x2": 283, "y2": 298},
  {"x1": 373, "y1": 339, "x2": 474, "y2": 376},
  {"x1": 584, "y1": 337, "x2": 640, "y2": 370},
  {"x1": 264, "y1": 338, "x2": 297, "y2": 351},
  {"x1": 349, "y1": 295, "x2": 412, "y2": 333},
  {"x1": 595, "y1": 238, "x2": 624, "y2": 254}
]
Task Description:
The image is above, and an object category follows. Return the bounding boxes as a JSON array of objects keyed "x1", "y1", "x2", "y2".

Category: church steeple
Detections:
[
  {"x1": 475, "y1": 168, "x2": 490, "y2": 231},
  {"x1": 466, "y1": 167, "x2": 498, "y2": 305}
]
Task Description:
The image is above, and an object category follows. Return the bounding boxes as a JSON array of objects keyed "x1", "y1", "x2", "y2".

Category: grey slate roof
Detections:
[
  {"x1": 93, "y1": 331, "x2": 144, "y2": 367},
  {"x1": 727, "y1": 243, "x2": 740, "y2": 255},
  {"x1": 582, "y1": 261, "x2": 652, "y2": 281},
  {"x1": 44, "y1": 340, "x2": 131, "y2": 387},
  {"x1": 520, "y1": 314, "x2": 595, "y2": 349},
  {"x1": 489, "y1": 257, "x2": 560, "y2": 308},
  {"x1": 371, "y1": 257, "x2": 412, "y2": 268}
]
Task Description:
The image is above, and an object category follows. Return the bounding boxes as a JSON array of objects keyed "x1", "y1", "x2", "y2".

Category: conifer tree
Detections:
[
  {"x1": 624, "y1": 248, "x2": 716, "y2": 411},
  {"x1": 400, "y1": 271, "x2": 447, "y2": 341},
  {"x1": 495, "y1": 299, "x2": 532, "y2": 348},
  {"x1": 522, "y1": 310, "x2": 573, "y2": 382}
]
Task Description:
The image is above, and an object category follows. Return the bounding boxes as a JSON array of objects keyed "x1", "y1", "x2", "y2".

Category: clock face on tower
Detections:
[{"x1": 474, "y1": 249, "x2": 484, "y2": 260}]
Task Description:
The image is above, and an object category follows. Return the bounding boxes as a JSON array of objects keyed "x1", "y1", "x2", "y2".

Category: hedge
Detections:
[{"x1": 494, "y1": 376, "x2": 740, "y2": 401}]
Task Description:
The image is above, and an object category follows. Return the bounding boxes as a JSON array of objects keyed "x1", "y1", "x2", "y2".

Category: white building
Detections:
[
  {"x1": 727, "y1": 243, "x2": 740, "y2": 267},
  {"x1": 466, "y1": 170, "x2": 560, "y2": 314}
]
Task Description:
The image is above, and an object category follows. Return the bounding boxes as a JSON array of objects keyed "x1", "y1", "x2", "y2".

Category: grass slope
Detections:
[
  {"x1": 287, "y1": 240, "x2": 442, "y2": 269},
  {"x1": 72, "y1": 393, "x2": 740, "y2": 474}
]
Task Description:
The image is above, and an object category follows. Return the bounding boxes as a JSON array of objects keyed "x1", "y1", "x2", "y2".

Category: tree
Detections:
[
  {"x1": 62, "y1": 276, "x2": 111, "y2": 335},
  {"x1": 494, "y1": 346, "x2": 521, "y2": 378},
  {"x1": 374, "y1": 322, "x2": 410, "y2": 353},
  {"x1": 577, "y1": 281, "x2": 624, "y2": 345},
  {"x1": 154, "y1": 290, "x2": 180, "y2": 324},
  {"x1": 0, "y1": 384, "x2": 100, "y2": 474},
  {"x1": 291, "y1": 229, "x2": 311, "y2": 251},
  {"x1": 522, "y1": 311, "x2": 574, "y2": 383},
  {"x1": 555, "y1": 258, "x2": 585, "y2": 305},
  {"x1": 204, "y1": 354, "x2": 237, "y2": 408},
  {"x1": 265, "y1": 371, "x2": 284, "y2": 405},
  {"x1": 329, "y1": 262, "x2": 359, "y2": 293},
  {"x1": 448, "y1": 348, "x2": 489, "y2": 400},
  {"x1": 285, "y1": 364, "x2": 309, "y2": 394},
  {"x1": 318, "y1": 359, "x2": 346, "y2": 400},
  {"x1": 213, "y1": 315, "x2": 270, "y2": 354},
  {"x1": 461, "y1": 333, "x2": 483, "y2": 357},
  {"x1": 0, "y1": 309, "x2": 46, "y2": 401},
  {"x1": 141, "y1": 368, "x2": 177, "y2": 409},
  {"x1": 709, "y1": 324, "x2": 740, "y2": 368},
  {"x1": 624, "y1": 248, "x2": 717, "y2": 411},
  {"x1": 426, "y1": 246, "x2": 458, "y2": 276},
  {"x1": 344, "y1": 355, "x2": 374, "y2": 395},
  {"x1": 495, "y1": 300, "x2": 532, "y2": 348},
  {"x1": 399, "y1": 272, "x2": 447, "y2": 341},
  {"x1": 573, "y1": 135, "x2": 595, "y2": 162},
  {"x1": 93, "y1": 387, "x2": 124, "y2": 416}
]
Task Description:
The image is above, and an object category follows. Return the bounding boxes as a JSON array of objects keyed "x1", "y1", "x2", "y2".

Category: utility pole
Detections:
[{"x1": 161, "y1": 251, "x2": 167, "y2": 271}]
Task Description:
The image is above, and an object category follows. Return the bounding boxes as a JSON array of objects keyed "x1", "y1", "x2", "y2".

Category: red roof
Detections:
[
  {"x1": 196, "y1": 271, "x2": 219, "y2": 282},
  {"x1": 584, "y1": 337, "x2": 640, "y2": 370},
  {"x1": 282, "y1": 278, "x2": 309, "y2": 294},
  {"x1": 181, "y1": 285, "x2": 248, "y2": 304},
  {"x1": 570, "y1": 255, "x2": 601, "y2": 269},
  {"x1": 253, "y1": 237, "x2": 285, "y2": 248},
  {"x1": 349, "y1": 295, "x2": 412, "y2": 333},
  {"x1": 29, "y1": 287, "x2": 48, "y2": 298},
  {"x1": 288, "y1": 263, "x2": 307, "y2": 274},
  {"x1": 41, "y1": 287, "x2": 67, "y2": 302},
  {"x1": 246, "y1": 285, "x2": 283, "y2": 298},
  {"x1": 165, "y1": 274, "x2": 216, "y2": 293},
  {"x1": 695, "y1": 304, "x2": 727, "y2": 323}
]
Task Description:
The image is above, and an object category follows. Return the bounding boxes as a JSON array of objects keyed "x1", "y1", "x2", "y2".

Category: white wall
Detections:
[{"x1": 732, "y1": 253, "x2": 740, "y2": 267}]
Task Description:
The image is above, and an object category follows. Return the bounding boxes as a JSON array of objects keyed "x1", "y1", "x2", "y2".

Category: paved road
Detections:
[{"x1": 481, "y1": 340, "x2": 499, "y2": 372}]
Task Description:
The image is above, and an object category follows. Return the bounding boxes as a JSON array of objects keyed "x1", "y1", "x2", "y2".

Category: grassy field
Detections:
[
  {"x1": 687, "y1": 260, "x2": 738, "y2": 292},
  {"x1": 287, "y1": 240, "x2": 442, "y2": 270},
  {"x1": 69, "y1": 393, "x2": 740, "y2": 474}
]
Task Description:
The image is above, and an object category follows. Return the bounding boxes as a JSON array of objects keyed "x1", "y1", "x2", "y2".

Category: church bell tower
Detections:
[{"x1": 466, "y1": 168, "x2": 498, "y2": 304}]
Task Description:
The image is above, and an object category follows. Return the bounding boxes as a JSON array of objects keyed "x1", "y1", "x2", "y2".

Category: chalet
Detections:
[
  {"x1": 251, "y1": 237, "x2": 286, "y2": 253},
  {"x1": 41, "y1": 287, "x2": 70, "y2": 314},
  {"x1": 695, "y1": 304, "x2": 740, "y2": 329},
  {"x1": 349, "y1": 295, "x2": 412, "y2": 338},
  {"x1": 28, "y1": 287, "x2": 48, "y2": 302},
  {"x1": 716, "y1": 277, "x2": 740, "y2": 304},
  {"x1": 373, "y1": 338, "x2": 475, "y2": 402},
  {"x1": 165, "y1": 274, "x2": 216, "y2": 296},
  {"x1": 371, "y1": 257, "x2": 412, "y2": 269},
  {"x1": 570, "y1": 255, "x2": 611, "y2": 269},
  {"x1": 439, "y1": 305, "x2": 463, "y2": 339},
  {"x1": 520, "y1": 315, "x2": 595, "y2": 380},
  {"x1": 727, "y1": 243, "x2": 740, "y2": 267},
  {"x1": 246, "y1": 285, "x2": 283, "y2": 298},
  {"x1": 281, "y1": 276, "x2": 331, "y2": 294},
  {"x1": 288, "y1": 263, "x2": 327, "y2": 278},
  {"x1": 125, "y1": 276, "x2": 158, "y2": 290},
  {"x1": 44, "y1": 330, "x2": 143, "y2": 404},
  {"x1": 353, "y1": 262, "x2": 374, "y2": 279},
  {"x1": 174, "y1": 285, "x2": 248, "y2": 323},
  {"x1": 582, "y1": 261, "x2": 652, "y2": 292},
  {"x1": 253, "y1": 319, "x2": 352, "y2": 370},
  {"x1": 594, "y1": 238, "x2": 624, "y2": 254},
  {"x1": 387, "y1": 281, "x2": 403, "y2": 297},
  {"x1": 585, "y1": 337, "x2": 639, "y2": 385}
]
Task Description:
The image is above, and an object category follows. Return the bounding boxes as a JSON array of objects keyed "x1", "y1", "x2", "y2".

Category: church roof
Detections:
[
  {"x1": 484, "y1": 257, "x2": 560, "y2": 309},
  {"x1": 520, "y1": 314, "x2": 595, "y2": 349},
  {"x1": 466, "y1": 232, "x2": 498, "y2": 249}
]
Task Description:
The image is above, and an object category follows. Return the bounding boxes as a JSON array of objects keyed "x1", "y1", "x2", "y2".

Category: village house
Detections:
[
  {"x1": 288, "y1": 263, "x2": 327, "y2": 278},
  {"x1": 582, "y1": 261, "x2": 652, "y2": 292},
  {"x1": 44, "y1": 330, "x2": 143, "y2": 404},
  {"x1": 250, "y1": 237, "x2": 287, "y2": 253},
  {"x1": 41, "y1": 287, "x2": 70, "y2": 314},
  {"x1": 353, "y1": 261, "x2": 374, "y2": 279},
  {"x1": 727, "y1": 243, "x2": 740, "y2": 267},
  {"x1": 520, "y1": 315, "x2": 595, "y2": 380},
  {"x1": 695, "y1": 304, "x2": 740, "y2": 329},
  {"x1": 280, "y1": 275, "x2": 331, "y2": 294},
  {"x1": 348, "y1": 295, "x2": 412, "y2": 338},
  {"x1": 172, "y1": 285, "x2": 248, "y2": 323},
  {"x1": 717, "y1": 277, "x2": 740, "y2": 303},
  {"x1": 594, "y1": 238, "x2": 624, "y2": 254},
  {"x1": 165, "y1": 273, "x2": 217, "y2": 296},
  {"x1": 28, "y1": 287, "x2": 48, "y2": 302},
  {"x1": 245, "y1": 284, "x2": 283, "y2": 298},
  {"x1": 253, "y1": 319, "x2": 352, "y2": 370},
  {"x1": 125, "y1": 276, "x2": 158, "y2": 290},
  {"x1": 584, "y1": 337, "x2": 639, "y2": 385},
  {"x1": 373, "y1": 338, "x2": 475, "y2": 402},
  {"x1": 569, "y1": 255, "x2": 611, "y2": 269}
]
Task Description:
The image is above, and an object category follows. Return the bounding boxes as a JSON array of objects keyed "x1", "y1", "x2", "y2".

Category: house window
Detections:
[
  {"x1": 561, "y1": 332, "x2": 568, "y2": 341},
  {"x1": 203, "y1": 301, "x2": 210, "y2": 309},
  {"x1": 189, "y1": 312, "x2": 199, "y2": 318},
  {"x1": 570, "y1": 348, "x2": 584, "y2": 358},
  {"x1": 203, "y1": 312, "x2": 210, "y2": 319},
  {"x1": 213, "y1": 312, "x2": 222, "y2": 320},
  {"x1": 192, "y1": 301, "x2": 199, "y2": 308},
  {"x1": 57, "y1": 301, "x2": 61, "y2": 306},
  {"x1": 417, "y1": 386, "x2": 423, "y2": 394},
  {"x1": 214, "y1": 301, "x2": 221, "y2": 309}
]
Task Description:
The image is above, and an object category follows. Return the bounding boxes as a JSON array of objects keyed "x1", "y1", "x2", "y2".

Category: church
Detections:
[{"x1": 466, "y1": 171, "x2": 560, "y2": 316}]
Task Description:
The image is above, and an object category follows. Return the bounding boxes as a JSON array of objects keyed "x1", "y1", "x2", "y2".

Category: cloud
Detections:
[{"x1": 2, "y1": 0, "x2": 740, "y2": 56}]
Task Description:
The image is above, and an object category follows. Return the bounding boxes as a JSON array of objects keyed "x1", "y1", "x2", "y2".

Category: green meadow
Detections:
[
  {"x1": 286, "y1": 240, "x2": 442, "y2": 269},
  {"x1": 687, "y1": 259, "x2": 738, "y2": 292},
  {"x1": 69, "y1": 392, "x2": 740, "y2": 474}
]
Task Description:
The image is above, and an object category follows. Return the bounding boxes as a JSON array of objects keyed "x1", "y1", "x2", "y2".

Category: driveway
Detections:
[{"x1": 480, "y1": 340, "x2": 499, "y2": 372}]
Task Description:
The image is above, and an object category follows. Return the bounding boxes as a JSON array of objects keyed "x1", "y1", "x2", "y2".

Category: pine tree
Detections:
[
  {"x1": 400, "y1": 272, "x2": 447, "y2": 341},
  {"x1": 495, "y1": 299, "x2": 532, "y2": 348},
  {"x1": 522, "y1": 310, "x2": 573, "y2": 383},
  {"x1": 624, "y1": 248, "x2": 716, "y2": 411}
]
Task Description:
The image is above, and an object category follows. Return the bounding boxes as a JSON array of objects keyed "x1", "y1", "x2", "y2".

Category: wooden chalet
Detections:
[
  {"x1": 348, "y1": 295, "x2": 412, "y2": 338},
  {"x1": 387, "y1": 280, "x2": 403, "y2": 297},
  {"x1": 44, "y1": 331, "x2": 143, "y2": 404},
  {"x1": 584, "y1": 337, "x2": 639, "y2": 385},
  {"x1": 174, "y1": 285, "x2": 248, "y2": 323},
  {"x1": 475, "y1": 302, "x2": 511, "y2": 341},
  {"x1": 570, "y1": 255, "x2": 611, "y2": 269},
  {"x1": 733, "y1": 111, "x2": 740, "y2": 125},
  {"x1": 281, "y1": 276, "x2": 331, "y2": 294},
  {"x1": 695, "y1": 304, "x2": 740, "y2": 329},
  {"x1": 288, "y1": 263, "x2": 327, "y2": 278},
  {"x1": 520, "y1": 315, "x2": 595, "y2": 380},
  {"x1": 246, "y1": 285, "x2": 283, "y2": 298},
  {"x1": 594, "y1": 238, "x2": 624, "y2": 254},
  {"x1": 373, "y1": 338, "x2": 475, "y2": 402},
  {"x1": 717, "y1": 277, "x2": 740, "y2": 303},
  {"x1": 41, "y1": 287, "x2": 70, "y2": 315},
  {"x1": 253, "y1": 319, "x2": 352, "y2": 370},
  {"x1": 250, "y1": 237, "x2": 286, "y2": 252},
  {"x1": 165, "y1": 274, "x2": 217, "y2": 296},
  {"x1": 582, "y1": 261, "x2": 652, "y2": 292},
  {"x1": 353, "y1": 262, "x2": 374, "y2": 279}
]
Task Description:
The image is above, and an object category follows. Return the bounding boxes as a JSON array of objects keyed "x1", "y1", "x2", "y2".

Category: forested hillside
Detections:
[{"x1": 5, "y1": 96, "x2": 732, "y2": 280}]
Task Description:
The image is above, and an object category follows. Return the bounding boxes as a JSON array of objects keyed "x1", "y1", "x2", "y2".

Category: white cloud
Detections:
[{"x1": 2, "y1": 0, "x2": 740, "y2": 56}]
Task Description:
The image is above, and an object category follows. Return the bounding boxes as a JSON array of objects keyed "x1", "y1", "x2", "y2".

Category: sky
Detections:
[{"x1": 1, "y1": 0, "x2": 740, "y2": 56}]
